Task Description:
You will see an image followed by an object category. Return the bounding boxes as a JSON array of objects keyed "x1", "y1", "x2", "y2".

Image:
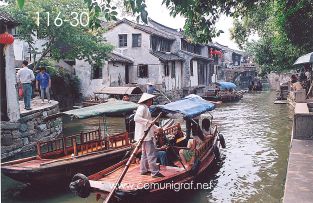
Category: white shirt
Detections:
[
  {"x1": 134, "y1": 104, "x2": 158, "y2": 142},
  {"x1": 17, "y1": 67, "x2": 35, "y2": 84}
]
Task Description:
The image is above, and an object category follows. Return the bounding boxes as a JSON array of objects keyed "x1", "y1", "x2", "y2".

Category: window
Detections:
[
  {"x1": 171, "y1": 62, "x2": 175, "y2": 78},
  {"x1": 132, "y1": 34, "x2": 141, "y2": 47},
  {"x1": 190, "y1": 60, "x2": 194, "y2": 76},
  {"x1": 138, "y1": 65, "x2": 148, "y2": 78},
  {"x1": 181, "y1": 39, "x2": 201, "y2": 55},
  {"x1": 118, "y1": 34, "x2": 127, "y2": 47},
  {"x1": 164, "y1": 62, "x2": 169, "y2": 76},
  {"x1": 150, "y1": 36, "x2": 171, "y2": 52},
  {"x1": 91, "y1": 65, "x2": 102, "y2": 79}
]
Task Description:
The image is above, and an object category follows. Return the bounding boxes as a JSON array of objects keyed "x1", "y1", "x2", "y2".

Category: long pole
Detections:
[
  {"x1": 154, "y1": 89, "x2": 171, "y2": 103},
  {"x1": 103, "y1": 112, "x2": 162, "y2": 203}
]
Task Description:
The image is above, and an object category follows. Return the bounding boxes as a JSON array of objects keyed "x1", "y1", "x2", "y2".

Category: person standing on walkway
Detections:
[
  {"x1": 36, "y1": 66, "x2": 51, "y2": 103},
  {"x1": 17, "y1": 60, "x2": 35, "y2": 110},
  {"x1": 134, "y1": 93, "x2": 165, "y2": 178},
  {"x1": 290, "y1": 74, "x2": 303, "y2": 91},
  {"x1": 146, "y1": 82, "x2": 156, "y2": 94}
]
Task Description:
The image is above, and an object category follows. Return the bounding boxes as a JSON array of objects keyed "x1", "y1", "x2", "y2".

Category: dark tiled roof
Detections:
[
  {"x1": 148, "y1": 18, "x2": 183, "y2": 37},
  {"x1": 214, "y1": 42, "x2": 245, "y2": 55},
  {"x1": 179, "y1": 50, "x2": 213, "y2": 62},
  {"x1": 108, "y1": 52, "x2": 133, "y2": 64},
  {"x1": 151, "y1": 51, "x2": 185, "y2": 62},
  {"x1": 0, "y1": 11, "x2": 19, "y2": 27},
  {"x1": 113, "y1": 18, "x2": 176, "y2": 40}
]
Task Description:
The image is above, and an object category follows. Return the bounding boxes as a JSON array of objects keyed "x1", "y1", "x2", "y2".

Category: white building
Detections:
[
  {"x1": 1, "y1": 12, "x2": 20, "y2": 122},
  {"x1": 74, "y1": 51, "x2": 134, "y2": 97},
  {"x1": 104, "y1": 18, "x2": 185, "y2": 92},
  {"x1": 148, "y1": 18, "x2": 213, "y2": 87}
]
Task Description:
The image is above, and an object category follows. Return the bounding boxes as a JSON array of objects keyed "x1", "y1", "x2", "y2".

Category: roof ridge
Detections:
[
  {"x1": 114, "y1": 18, "x2": 175, "y2": 40},
  {"x1": 148, "y1": 18, "x2": 179, "y2": 32}
]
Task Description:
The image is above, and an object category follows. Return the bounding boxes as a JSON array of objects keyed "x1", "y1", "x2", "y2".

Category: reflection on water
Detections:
[{"x1": 1, "y1": 91, "x2": 293, "y2": 203}]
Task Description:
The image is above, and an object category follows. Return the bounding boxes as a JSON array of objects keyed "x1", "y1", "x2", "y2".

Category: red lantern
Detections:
[
  {"x1": 212, "y1": 50, "x2": 223, "y2": 57},
  {"x1": 0, "y1": 32, "x2": 14, "y2": 44}
]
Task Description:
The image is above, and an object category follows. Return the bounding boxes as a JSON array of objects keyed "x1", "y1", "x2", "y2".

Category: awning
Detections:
[
  {"x1": 108, "y1": 52, "x2": 133, "y2": 64},
  {"x1": 293, "y1": 52, "x2": 313, "y2": 65},
  {"x1": 63, "y1": 100, "x2": 139, "y2": 119},
  {"x1": 150, "y1": 51, "x2": 185, "y2": 62},
  {"x1": 179, "y1": 50, "x2": 213, "y2": 62},
  {"x1": 157, "y1": 94, "x2": 215, "y2": 119},
  {"x1": 217, "y1": 82, "x2": 237, "y2": 90},
  {"x1": 94, "y1": 86, "x2": 143, "y2": 95}
]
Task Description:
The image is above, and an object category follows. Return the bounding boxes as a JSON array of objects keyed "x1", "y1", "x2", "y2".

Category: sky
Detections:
[
  {"x1": 144, "y1": 0, "x2": 241, "y2": 50},
  {"x1": 0, "y1": 0, "x2": 241, "y2": 50}
]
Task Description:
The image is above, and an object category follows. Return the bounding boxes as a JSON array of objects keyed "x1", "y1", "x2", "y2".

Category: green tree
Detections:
[
  {"x1": 1, "y1": 0, "x2": 113, "y2": 68},
  {"x1": 230, "y1": 0, "x2": 312, "y2": 73}
]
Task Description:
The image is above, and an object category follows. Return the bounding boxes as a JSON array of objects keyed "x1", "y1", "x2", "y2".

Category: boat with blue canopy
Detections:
[
  {"x1": 202, "y1": 82, "x2": 243, "y2": 103},
  {"x1": 217, "y1": 81, "x2": 237, "y2": 90},
  {"x1": 157, "y1": 94, "x2": 215, "y2": 119},
  {"x1": 69, "y1": 95, "x2": 226, "y2": 202}
]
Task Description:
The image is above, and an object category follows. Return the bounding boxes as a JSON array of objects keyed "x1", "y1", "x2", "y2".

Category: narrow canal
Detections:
[{"x1": 1, "y1": 91, "x2": 293, "y2": 203}]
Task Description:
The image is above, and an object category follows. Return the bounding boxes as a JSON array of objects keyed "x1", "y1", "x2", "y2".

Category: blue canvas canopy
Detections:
[
  {"x1": 157, "y1": 94, "x2": 215, "y2": 119},
  {"x1": 63, "y1": 100, "x2": 139, "y2": 119},
  {"x1": 217, "y1": 82, "x2": 237, "y2": 90}
]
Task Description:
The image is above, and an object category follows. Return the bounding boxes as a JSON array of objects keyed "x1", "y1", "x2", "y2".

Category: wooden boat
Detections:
[
  {"x1": 202, "y1": 82, "x2": 243, "y2": 103},
  {"x1": 1, "y1": 101, "x2": 140, "y2": 185},
  {"x1": 202, "y1": 90, "x2": 243, "y2": 103},
  {"x1": 82, "y1": 86, "x2": 143, "y2": 106},
  {"x1": 1, "y1": 130, "x2": 132, "y2": 185},
  {"x1": 69, "y1": 95, "x2": 226, "y2": 202},
  {"x1": 274, "y1": 82, "x2": 289, "y2": 104}
]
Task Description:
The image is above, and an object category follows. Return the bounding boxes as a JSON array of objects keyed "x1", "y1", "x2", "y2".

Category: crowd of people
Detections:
[{"x1": 290, "y1": 66, "x2": 311, "y2": 93}]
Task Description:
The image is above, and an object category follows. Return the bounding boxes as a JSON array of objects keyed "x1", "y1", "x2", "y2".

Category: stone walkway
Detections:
[
  {"x1": 19, "y1": 97, "x2": 58, "y2": 115},
  {"x1": 283, "y1": 139, "x2": 313, "y2": 203}
]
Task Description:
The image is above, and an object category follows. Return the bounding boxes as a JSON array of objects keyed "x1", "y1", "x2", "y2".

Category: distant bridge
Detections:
[{"x1": 223, "y1": 63, "x2": 258, "y2": 87}]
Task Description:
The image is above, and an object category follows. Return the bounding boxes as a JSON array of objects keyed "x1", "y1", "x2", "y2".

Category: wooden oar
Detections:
[{"x1": 103, "y1": 112, "x2": 163, "y2": 203}]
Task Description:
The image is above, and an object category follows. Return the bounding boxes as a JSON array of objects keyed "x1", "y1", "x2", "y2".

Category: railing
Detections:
[
  {"x1": 108, "y1": 132, "x2": 129, "y2": 148},
  {"x1": 162, "y1": 123, "x2": 182, "y2": 138},
  {"x1": 195, "y1": 125, "x2": 218, "y2": 159},
  {"x1": 37, "y1": 129, "x2": 103, "y2": 159},
  {"x1": 36, "y1": 129, "x2": 131, "y2": 159},
  {"x1": 157, "y1": 123, "x2": 184, "y2": 146}
]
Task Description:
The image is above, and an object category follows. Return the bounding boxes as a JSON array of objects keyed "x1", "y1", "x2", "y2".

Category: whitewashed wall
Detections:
[
  {"x1": 104, "y1": 23, "x2": 162, "y2": 85},
  {"x1": 162, "y1": 61, "x2": 183, "y2": 90},
  {"x1": 74, "y1": 59, "x2": 129, "y2": 97},
  {"x1": 190, "y1": 60, "x2": 199, "y2": 87},
  {"x1": 74, "y1": 60, "x2": 104, "y2": 97},
  {"x1": 5, "y1": 44, "x2": 20, "y2": 121},
  {"x1": 106, "y1": 63, "x2": 127, "y2": 87}
]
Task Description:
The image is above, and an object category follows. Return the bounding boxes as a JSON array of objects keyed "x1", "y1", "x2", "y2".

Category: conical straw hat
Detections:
[{"x1": 138, "y1": 93, "x2": 156, "y2": 104}]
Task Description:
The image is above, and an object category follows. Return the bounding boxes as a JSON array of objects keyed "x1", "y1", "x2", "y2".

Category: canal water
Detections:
[{"x1": 1, "y1": 91, "x2": 293, "y2": 203}]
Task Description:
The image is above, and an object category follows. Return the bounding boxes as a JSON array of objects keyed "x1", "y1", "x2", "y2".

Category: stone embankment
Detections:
[
  {"x1": 1, "y1": 99, "x2": 62, "y2": 160},
  {"x1": 267, "y1": 72, "x2": 292, "y2": 90},
  {"x1": 283, "y1": 102, "x2": 313, "y2": 203}
]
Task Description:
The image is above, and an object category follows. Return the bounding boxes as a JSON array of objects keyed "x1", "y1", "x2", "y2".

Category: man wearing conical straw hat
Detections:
[{"x1": 134, "y1": 93, "x2": 165, "y2": 178}]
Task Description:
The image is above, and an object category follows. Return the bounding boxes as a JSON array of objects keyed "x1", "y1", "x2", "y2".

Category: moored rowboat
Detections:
[{"x1": 1, "y1": 101, "x2": 140, "y2": 186}]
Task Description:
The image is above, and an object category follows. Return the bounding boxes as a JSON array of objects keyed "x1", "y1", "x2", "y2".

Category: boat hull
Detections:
[
  {"x1": 86, "y1": 137, "x2": 221, "y2": 203},
  {"x1": 2, "y1": 147, "x2": 132, "y2": 185},
  {"x1": 203, "y1": 95, "x2": 242, "y2": 103}
]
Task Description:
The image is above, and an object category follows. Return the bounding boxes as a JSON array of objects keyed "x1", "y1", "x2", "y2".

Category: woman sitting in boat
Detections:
[
  {"x1": 179, "y1": 123, "x2": 203, "y2": 170},
  {"x1": 201, "y1": 118, "x2": 214, "y2": 138},
  {"x1": 180, "y1": 120, "x2": 213, "y2": 169}
]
